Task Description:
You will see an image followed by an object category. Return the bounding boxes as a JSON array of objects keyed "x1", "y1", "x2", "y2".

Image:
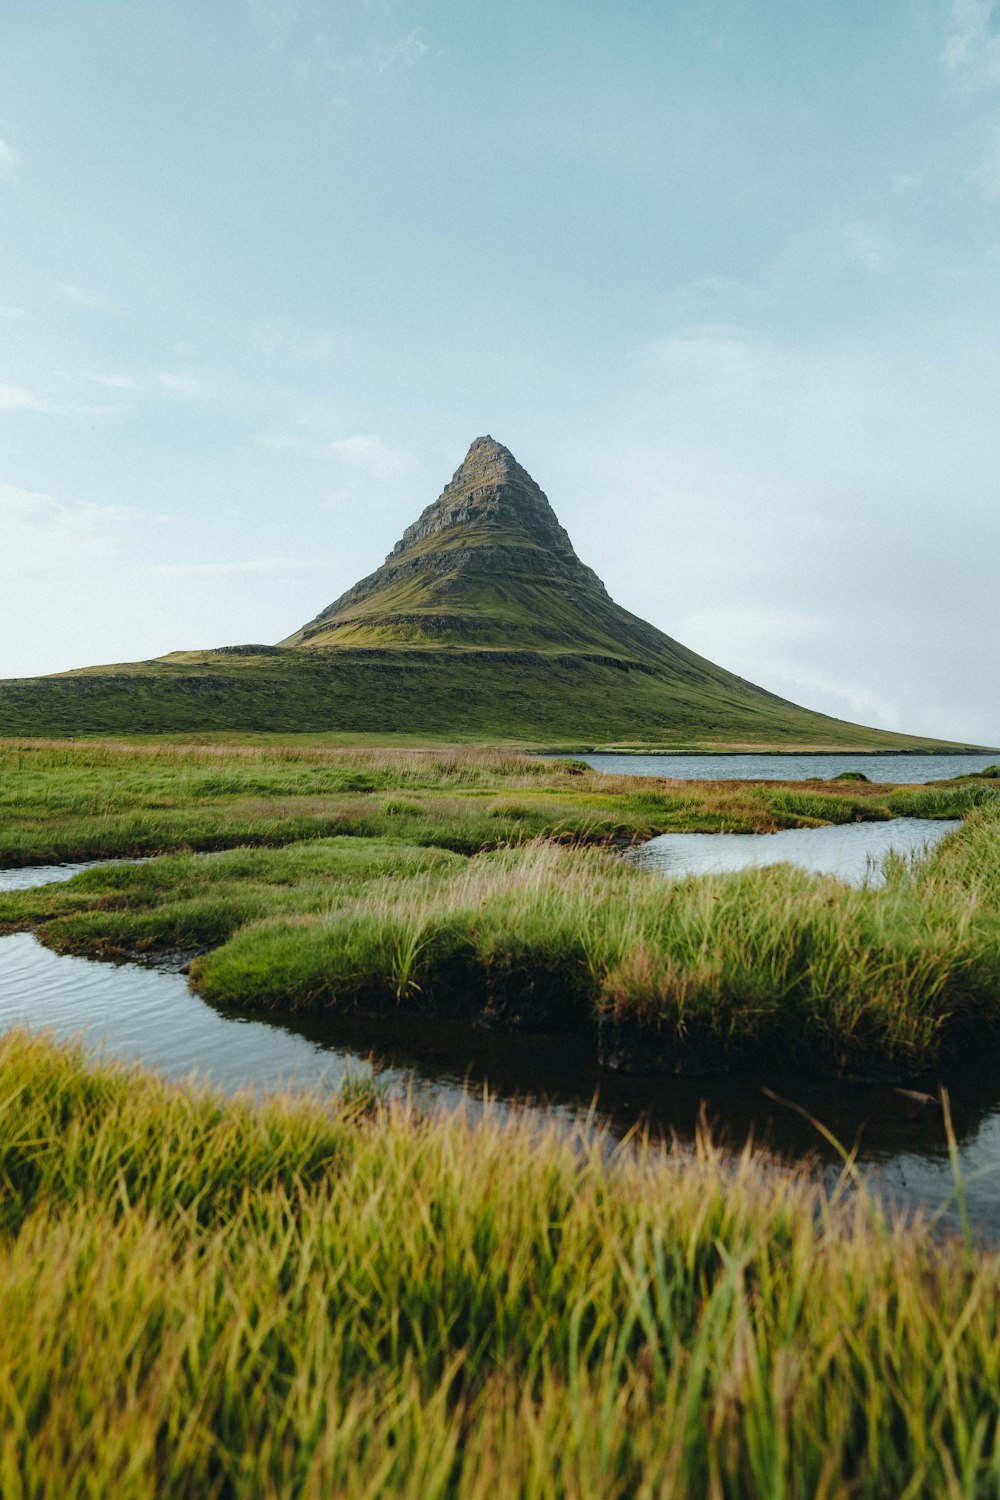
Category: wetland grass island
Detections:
[{"x1": 2, "y1": 438, "x2": 999, "y2": 1495}]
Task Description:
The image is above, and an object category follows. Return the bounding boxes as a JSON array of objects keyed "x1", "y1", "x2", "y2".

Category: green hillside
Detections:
[{"x1": 0, "y1": 437, "x2": 982, "y2": 749}]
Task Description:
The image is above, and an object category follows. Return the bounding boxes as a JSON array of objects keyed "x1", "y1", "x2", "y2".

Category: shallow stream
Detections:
[{"x1": 2, "y1": 818, "x2": 998, "y2": 1237}]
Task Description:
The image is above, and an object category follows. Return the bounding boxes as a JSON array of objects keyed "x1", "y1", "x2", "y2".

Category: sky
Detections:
[{"x1": 1, "y1": 0, "x2": 998, "y2": 745}]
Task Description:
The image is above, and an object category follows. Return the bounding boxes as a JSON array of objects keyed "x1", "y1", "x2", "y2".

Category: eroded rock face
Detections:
[
  {"x1": 290, "y1": 436, "x2": 611, "y2": 639},
  {"x1": 389, "y1": 435, "x2": 585, "y2": 565}
]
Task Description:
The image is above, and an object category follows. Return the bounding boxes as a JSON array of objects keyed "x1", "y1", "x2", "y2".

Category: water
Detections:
[
  {"x1": 0, "y1": 858, "x2": 145, "y2": 891},
  {"x1": 2, "y1": 856, "x2": 1000, "y2": 1239},
  {"x1": 632, "y1": 817, "x2": 960, "y2": 887},
  {"x1": 570, "y1": 752, "x2": 998, "y2": 783}
]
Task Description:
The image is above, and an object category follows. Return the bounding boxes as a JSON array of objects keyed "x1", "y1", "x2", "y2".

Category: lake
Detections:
[{"x1": 570, "y1": 751, "x2": 997, "y2": 783}]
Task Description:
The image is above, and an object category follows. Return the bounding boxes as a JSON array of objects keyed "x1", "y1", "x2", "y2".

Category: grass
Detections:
[
  {"x1": 0, "y1": 738, "x2": 992, "y2": 868},
  {"x1": 5, "y1": 765, "x2": 1000, "y2": 1079},
  {"x1": 2, "y1": 1028, "x2": 1000, "y2": 1496},
  {"x1": 0, "y1": 636, "x2": 978, "y2": 747},
  {"x1": 180, "y1": 812, "x2": 1000, "y2": 1080}
]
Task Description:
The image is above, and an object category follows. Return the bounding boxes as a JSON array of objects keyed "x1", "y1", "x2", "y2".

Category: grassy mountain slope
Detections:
[{"x1": 0, "y1": 437, "x2": 983, "y2": 748}]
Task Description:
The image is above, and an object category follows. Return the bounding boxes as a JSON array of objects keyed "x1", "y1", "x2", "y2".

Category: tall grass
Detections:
[
  {"x1": 183, "y1": 820, "x2": 1000, "y2": 1078},
  {"x1": 1, "y1": 1029, "x2": 999, "y2": 1497},
  {"x1": 6, "y1": 808, "x2": 1000, "y2": 1080}
]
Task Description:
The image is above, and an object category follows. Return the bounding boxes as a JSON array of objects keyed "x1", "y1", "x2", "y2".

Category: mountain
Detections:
[{"x1": 0, "y1": 437, "x2": 977, "y2": 748}]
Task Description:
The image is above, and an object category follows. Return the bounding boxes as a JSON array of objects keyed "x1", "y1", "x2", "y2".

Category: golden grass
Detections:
[{"x1": 1, "y1": 1029, "x2": 999, "y2": 1496}]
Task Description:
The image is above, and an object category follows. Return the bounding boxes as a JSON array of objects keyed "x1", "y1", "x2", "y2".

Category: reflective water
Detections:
[
  {"x1": 632, "y1": 817, "x2": 960, "y2": 887},
  {"x1": 2, "y1": 857, "x2": 999, "y2": 1239},
  {"x1": 573, "y1": 752, "x2": 997, "y2": 783}
]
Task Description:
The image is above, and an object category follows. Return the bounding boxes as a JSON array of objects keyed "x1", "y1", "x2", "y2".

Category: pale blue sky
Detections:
[{"x1": 1, "y1": 0, "x2": 998, "y2": 742}]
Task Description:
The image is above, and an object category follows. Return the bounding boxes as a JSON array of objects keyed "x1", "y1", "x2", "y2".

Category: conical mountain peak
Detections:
[
  {"x1": 285, "y1": 436, "x2": 613, "y2": 648},
  {"x1": 0, "y1": 437, "x2": 948, "y2": 750}
]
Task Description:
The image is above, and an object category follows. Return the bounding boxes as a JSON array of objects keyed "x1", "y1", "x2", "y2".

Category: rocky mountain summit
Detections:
[
  {"x1": 391, "y1": 435, "x2": 589, "y2": 567},
  {"x1": 284, "y1": 435, "x2": 613, "y2": 649}
]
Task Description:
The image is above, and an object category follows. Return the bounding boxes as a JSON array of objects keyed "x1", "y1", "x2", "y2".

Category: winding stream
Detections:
[{"x1": 2, "y1": 824, "x2": 998, "y2": 1239}]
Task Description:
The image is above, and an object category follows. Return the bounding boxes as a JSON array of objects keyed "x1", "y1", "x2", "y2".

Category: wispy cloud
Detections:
[
  {"x1": 254, "y1": 429, "x2": 414, "y2": 480},
  {"x1": 322, "y1": 433, "x2": 413, "y2": 478},
  {"x1": 970, "y1": 123, "x2": 1000, "y2": 197},
  {"x1": 247, "y1": 0, "x2": 428, "y2": 84},
  {"x1": 0, "y1": 138, "x2": 19, "y2": 182},
  {"x1": 0, "y1": 480, "x2": 134, "y2": 555},
  {"x1": 58, "y1": 282, "x2": 106, "y2": 308},
  {"x1": 649, "y1": 328, "x2": 764, "y2": 386},
  {"x1": 0, "y1": 383, "x2": 59, "y2": 414},
  {"x1": 246, "y1": 0, "x2": 301, "y2": 50},
  {"x1": 943, "y1": 0, "x2": 1000, "y2": 86},
  {"x1": 138, "y1": 556, "x2": 329, "y2": 579},
  {"x1": 841, "y1": 224, "x2": 897, "y2": 273},
  {"x1": 158, "y1": 372, "x2": 207, "y2": 399},
  {"x1": 86, "y1": 373, "x2": 142, "y2": 391},
  {"x1": 0, "y1": 306, "x2": 26, "y2": 320},
  {"x1": 250, "y1": 321, "x2": 339, "y2": 360}
]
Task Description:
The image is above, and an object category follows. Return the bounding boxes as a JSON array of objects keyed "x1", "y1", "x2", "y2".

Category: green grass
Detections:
[
  {"x1": 2, "y1": 740, "x2": 997, "y2": 1080},
  {"x1": 6, "y1": 786, "x2": 1000, "y2": 1080},
  {"x1": 0, "y1": 739, "x2": 990, "y2": 868},
  {"x1": 179, "y1": 815, "x2": 1000, "y2": 1079},
  {"x1": 0, "y1": 640, "x2": 980, "y2": 747},
  {"x1": 2, "y1": 1029, "x2": 1000, "y2": 1496},
  {"x1": 0, "y1": 838, "x2": 467, "y2": 957}
]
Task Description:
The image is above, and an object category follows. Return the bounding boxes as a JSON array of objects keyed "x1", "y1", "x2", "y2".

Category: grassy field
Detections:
[
  {"x1": 0, "y1": 738, "x2": 990, "y2": 867},
  {"x1": 1, "y1": 1028, "x2": 999, "y2": 1497},
  {"x1": 2, "y1": 739, "x2": 999, "y2": 1081}
]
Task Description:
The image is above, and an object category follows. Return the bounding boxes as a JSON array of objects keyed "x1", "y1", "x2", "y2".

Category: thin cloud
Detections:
[
  {"x1": 58, "y1": 282, "x2": 106, "y2": 308},
  {"x1": 0, "y1": 383, "x2": 123, "y2": 420},
  {"x1": 841, "y1": 224, "x2": 897, "y2": 273},
  {"x1": 250, "y1": 321, "x2": 339, "y2": 360},
  {"x1": 254, "y1": 429, "x2": 415, "y2": 480},
  {"x1": 0, "y1": 306, "x2": 26, "y2": 321},
  {"x1": 970, "y1": 124, "x2": 1000, "y2": 197},
  {"x1": 0, "y1": 384, "x2": 59, "y2": 414},
  {"x1": 248, "y1": 1, "x2": 428, "y2": 83},
  {"x1": 139, "y1": 556, "x2": 329, "y2": 579},
  {"x1": 0, "y1": 479, "x2": 134, "y2": 546},
  {"x1": 321, "y1": 433, "x2": 414, "y2": 479},
  {"x1": 943, "y1": 0, "x2": 1000, "y2": 86},
  {"x1": 158, "y1": 373, "x2": 206, "y2": 398},
  {"x1": 86, "y1": 373, "x2": 142, "y2": 391},
  {"x1": 0, "y1": 139, "x2": 19, "y2": 181}
]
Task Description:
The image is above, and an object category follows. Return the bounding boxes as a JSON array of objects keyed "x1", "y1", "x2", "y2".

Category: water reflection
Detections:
[{"x1": 632, "y1": 817, "x2": 960, "y2": 887}]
